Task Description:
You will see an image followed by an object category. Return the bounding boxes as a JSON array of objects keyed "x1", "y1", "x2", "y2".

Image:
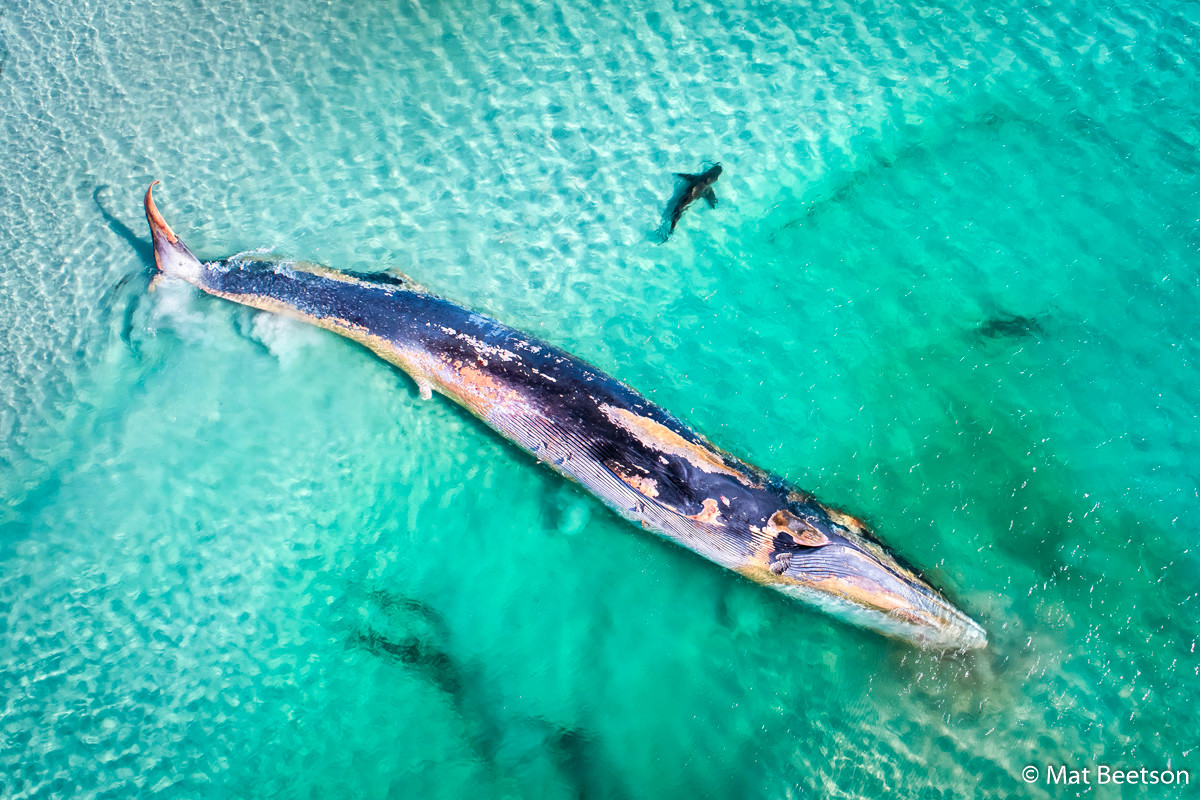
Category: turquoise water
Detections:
[{"x1": 2, "y1": 0, "x2": 1198, "y2": 796}]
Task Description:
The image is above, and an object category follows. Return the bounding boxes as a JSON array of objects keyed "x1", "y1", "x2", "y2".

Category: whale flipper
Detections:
[{"x1": 703, "y1": 188, "x2": 717, "y2": 208}]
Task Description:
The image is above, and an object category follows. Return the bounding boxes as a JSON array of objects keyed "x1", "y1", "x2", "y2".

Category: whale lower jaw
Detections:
[{"x1": 775, "y1": 582, "x2": 988, "y2": 651}]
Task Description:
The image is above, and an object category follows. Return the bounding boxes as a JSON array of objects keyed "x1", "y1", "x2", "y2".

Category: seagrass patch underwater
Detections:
[{"x1": 0, "y1": 0, "x2": 1197, "y2": 797}]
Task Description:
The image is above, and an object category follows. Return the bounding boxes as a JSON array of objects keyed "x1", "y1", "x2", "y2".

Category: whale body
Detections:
[{"x1": 145, "y1": 182, "x2": 985, "y2": 650}]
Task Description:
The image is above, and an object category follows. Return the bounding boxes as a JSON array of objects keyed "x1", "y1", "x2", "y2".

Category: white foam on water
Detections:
[
  {"x1": 147, "y1": 277, "x2": 221, "y2": 344},
  {"x1": 249, "y1": 310, "x2": 325, "y2": 365}
]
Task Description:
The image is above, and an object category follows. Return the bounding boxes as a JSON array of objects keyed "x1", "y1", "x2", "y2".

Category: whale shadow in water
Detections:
[
  {"x1": 94, "y1": 184, "x2": 155, "y2": 266},
  {"x1": 93, "y1": 185, "x2": 158, "y2": 356}
]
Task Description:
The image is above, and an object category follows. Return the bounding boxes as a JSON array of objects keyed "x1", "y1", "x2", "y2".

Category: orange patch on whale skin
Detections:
[
  {"x1": 737, "y1": 561, "x2": 803, "y2": 587},
  {"x1": 811, "y1": 576, "x2": 912, "y2": 614},
  {"x1": 733, "y1": 524, "x2": 814, "y2": 586},
  {"x1": 454, "y1": 364, "x2": 501, "y2": 395},
  {"x1": 824, "y1": 506, "x2": 867, "y2": 535},
  {"x1": 607, "y1": 463, "x2": 661, "y2": 499},
  {"x1": 625, "y1": 474, "x2": 661, "y2": 498},
  {"x1": 767, "y1": 509, "x2": 829, "y2": 547},
  {"x1": 685, "y1": 498, "x2": 722, "y2": 524},
  {"x1": 432, "y1": 362, "x2": 528, "y2": 417},
  {"x1": 628, "y1": 475, "x2": 659, "y2": 497},
  {"x1": 599, "y1": 404, "x2": 754, "y2": 483}
]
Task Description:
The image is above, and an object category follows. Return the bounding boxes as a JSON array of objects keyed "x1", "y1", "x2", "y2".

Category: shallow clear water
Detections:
[{"x1": 2, "y1": 0, "x2": 1198, "y2": 797}]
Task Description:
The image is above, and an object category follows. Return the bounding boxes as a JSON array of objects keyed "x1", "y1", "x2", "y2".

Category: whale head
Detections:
[{"x1": 761, "y1": 506, "x2": 987, "y2": 651}]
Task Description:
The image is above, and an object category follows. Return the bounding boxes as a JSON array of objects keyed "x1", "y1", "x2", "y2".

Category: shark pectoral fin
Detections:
[
  {"x1": 703, "y1": 189, "x2": 717, "y2": 208},
  {"x1": 674, "y1": 172, "x2": 700, "y2": 181}
]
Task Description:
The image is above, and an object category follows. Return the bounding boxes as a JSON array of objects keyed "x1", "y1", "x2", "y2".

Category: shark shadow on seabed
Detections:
[
  {"x1": 975, "y1": 313, "x2": 1043, "y2": 341},
  {"x1": 768, "y1": 105, "x2": 1046, "y2": 243},
  {"x1": 347, "y1": 588, "x2": 625, "y2": 798}
]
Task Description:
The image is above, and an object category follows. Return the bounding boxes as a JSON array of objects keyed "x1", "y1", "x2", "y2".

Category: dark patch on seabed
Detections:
[
  {"x1": 349, "y1": 590, "x2": 622, "y2": 798},
  {"x1": 893, "y1": 335, "x2": 1191, "y2": 617},
  {"x1": 769, "y1": 103, "x2": 1035, "y2": 240},
  {"x1": 976, "y1": 313, "x2": 1042, "y2": 340},
  {"x1": 0, "y1": 470, "x2": 65, "y2": 557},
  {"x1": 0, "y1": 13, "x2": 8, "y2": 79},
  {"x1": 350, "y1": 591, "x2": 463, "y2": 696}
]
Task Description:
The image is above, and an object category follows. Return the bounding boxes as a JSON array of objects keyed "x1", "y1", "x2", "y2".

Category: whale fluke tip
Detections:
[{"x1": 144, "y1": 181, "x2": 178, "y2": 244}]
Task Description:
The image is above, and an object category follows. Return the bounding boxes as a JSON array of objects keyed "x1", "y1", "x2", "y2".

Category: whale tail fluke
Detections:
[{"x1": 144, "y1": 182, "x2": 203, "y2": 282}]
